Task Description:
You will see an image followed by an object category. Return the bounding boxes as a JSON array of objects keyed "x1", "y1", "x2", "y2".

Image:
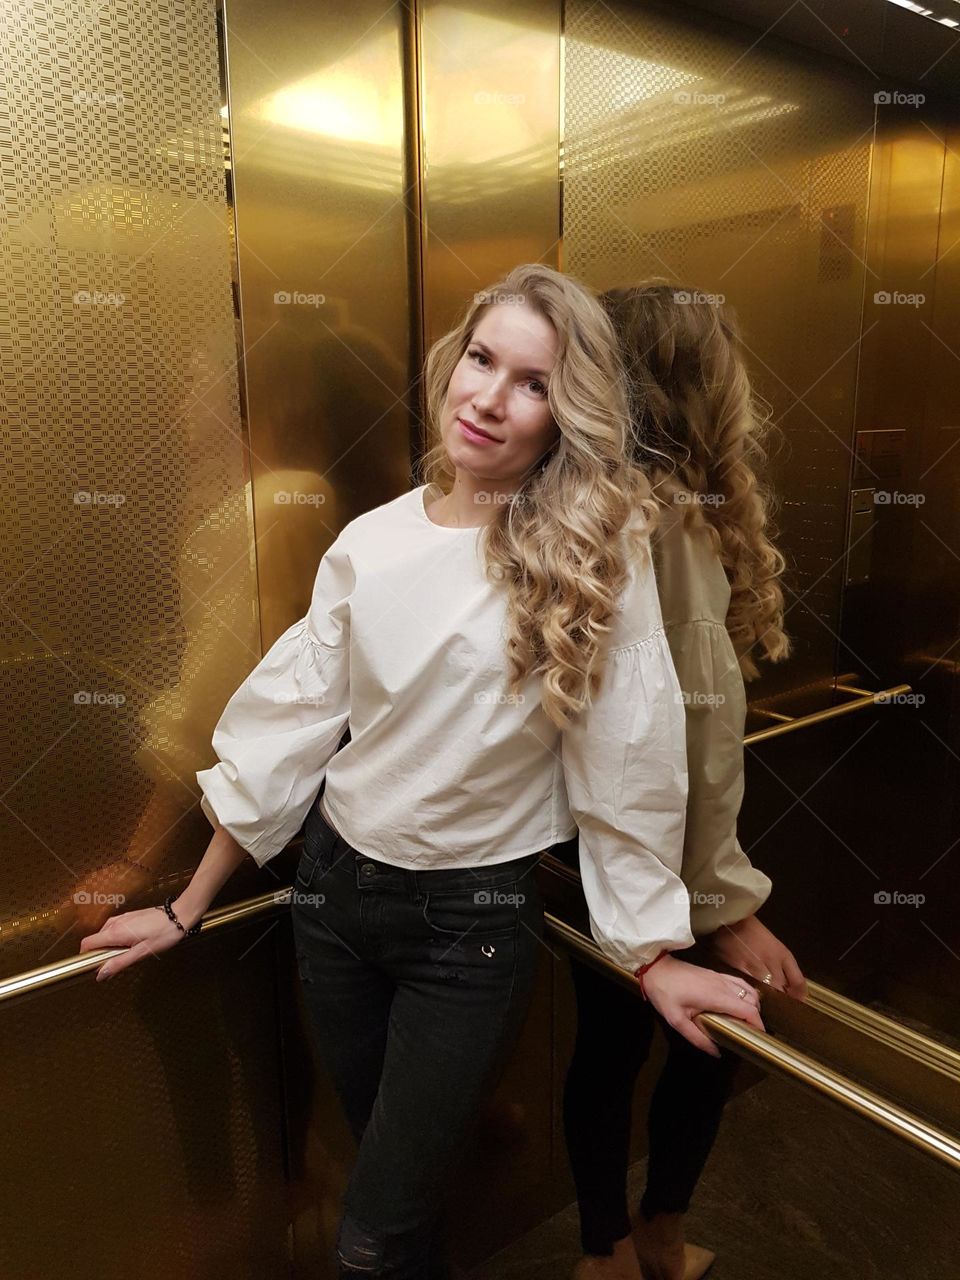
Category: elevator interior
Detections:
[{"x1": 1, "y1": 0, "x2": 959, "y2": 1276}]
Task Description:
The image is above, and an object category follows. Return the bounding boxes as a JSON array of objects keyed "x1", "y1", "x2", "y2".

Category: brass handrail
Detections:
[
  {"x1": 5, "y1": 881, "x2": 959, "y2": 1173},
  {"x1": 744, "y1": 682, "x2": 912, "y2": 745},
  {"x1": 0, "y1": 889, "x2": 287, "y2": 1005},
  {"x1": 539, "y1": 851, "x2": 960, "y2": 1089},
  {"x1": 805, "y1": 981, "x2": 960, "y2": 1085},
  {"x1": 546, "y1": 914, "x2": 960, "y2": 1173}
]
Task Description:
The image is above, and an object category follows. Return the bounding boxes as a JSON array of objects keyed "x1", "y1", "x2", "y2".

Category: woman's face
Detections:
[{"x1": 440, "y1": 300, "x2": 560, "y2": 484}]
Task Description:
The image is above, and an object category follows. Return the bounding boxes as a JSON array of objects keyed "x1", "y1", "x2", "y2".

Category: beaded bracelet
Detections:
[
  {"x1": 634, "y1": 949, "x2": 669, "y2": 1000},
  {"x1": 153, "y1": 894, "x2": 202, "y2": 938}
]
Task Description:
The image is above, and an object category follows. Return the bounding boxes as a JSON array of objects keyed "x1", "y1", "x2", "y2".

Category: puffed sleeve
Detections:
[
  {"x1": 195, "y1": 534, "x2": 353, "y2": 867},
  {"x1": 666, "y1": 619, "x2": 772, "y2": 934},
  {"x1": 561, "y1": 535, "x2": 696, "y2": 972}
]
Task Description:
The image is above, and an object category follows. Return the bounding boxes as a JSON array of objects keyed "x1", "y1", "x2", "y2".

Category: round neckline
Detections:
[{"x1": 418, "y1": 483, "x2": 485, "y2": 532}]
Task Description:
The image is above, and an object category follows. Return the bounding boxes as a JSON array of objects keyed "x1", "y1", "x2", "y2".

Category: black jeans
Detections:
[
  {"x1": 291, "y1": 797, "x2": 545, "y2": 1279},
  {"x1": 563, "y1": 952, "x2": 740, "y2": 1257}
]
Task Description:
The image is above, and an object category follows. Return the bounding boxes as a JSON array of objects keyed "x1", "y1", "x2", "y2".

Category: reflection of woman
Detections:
[
  {"x1": 80, "y1": 263, "x2": 764, "y2": 1280},
  {"x1": 563, "y1": 283, "x2": 806, "y2": 1280}
]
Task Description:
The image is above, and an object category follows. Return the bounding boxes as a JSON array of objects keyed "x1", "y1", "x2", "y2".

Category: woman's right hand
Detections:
[
  {"x1": 78, "y1": 901, "x2": 197, "y2": 982},
  {"x1": 640, "y1": 953, "x2": 765, "y2": 1057}
]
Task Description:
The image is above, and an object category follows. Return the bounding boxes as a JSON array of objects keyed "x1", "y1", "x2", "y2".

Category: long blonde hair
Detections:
[
  {"x1": 600, "y1": 282, "x2": 791, "y2": 680},
  {"x1": 420, "y1": 263, "x2": 654, "y2": 729}
]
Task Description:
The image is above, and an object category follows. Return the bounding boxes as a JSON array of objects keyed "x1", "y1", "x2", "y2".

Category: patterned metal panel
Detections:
[
  {"x1": 562, "y1": 0, "x2": 875, "y2": 693},
  {"x1": 0, "y1": 0, "x2": 259, "y2": 972},
  {"x1": 0, "y1": 2, "x2": 287, "y2": 1276}
]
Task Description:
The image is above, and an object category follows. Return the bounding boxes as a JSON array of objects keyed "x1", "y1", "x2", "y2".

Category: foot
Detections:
[
  {"x1": 572, "y1": 1233, "x2": 644, "y2": 1280},
  {"x1": 631, "y1": 1212, "x2": 715, "y2": 1280}
]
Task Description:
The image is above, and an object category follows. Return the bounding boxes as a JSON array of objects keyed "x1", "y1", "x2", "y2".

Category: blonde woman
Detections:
[
  {"x1": 79, "y1": 264, "x2": 763, "y2": 1280},
  {"x1": 562, "y1": 282, "x2": 807, "y2": 1280}
]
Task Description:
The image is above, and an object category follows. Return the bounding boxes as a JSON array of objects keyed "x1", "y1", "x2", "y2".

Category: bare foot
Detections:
[{"x1": 572, "y1": 1233, "x2": 644, "y2": 1280}]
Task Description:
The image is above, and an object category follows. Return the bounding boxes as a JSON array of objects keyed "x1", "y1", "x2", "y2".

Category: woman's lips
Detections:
[{"x1": 458, "y1": 417, "x2": 501, "y2": 445}]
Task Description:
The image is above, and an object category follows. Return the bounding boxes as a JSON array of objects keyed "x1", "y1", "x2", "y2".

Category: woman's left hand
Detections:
[{"x1": 707, "y1": 914, "x2": 807, "y2": 999}]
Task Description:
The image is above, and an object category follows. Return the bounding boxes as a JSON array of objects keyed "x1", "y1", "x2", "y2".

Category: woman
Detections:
[
  {"x1": 562, "y1": 282, "x2": 807, "y2": 1280},
  {"x1": 79, "y1": 264, "x2": 764, "y2": 1280}
]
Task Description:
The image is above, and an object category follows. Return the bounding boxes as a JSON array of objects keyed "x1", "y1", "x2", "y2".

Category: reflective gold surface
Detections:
[
  {"x1": 419, "y1": 0, "x2": 561, "y2": 339},
  {"x1": 562, "y1": 0, "x2": 874, "y2": 696},
  {"x1": 3, "y1": 0, "x2": 960, "y2": 1274}
]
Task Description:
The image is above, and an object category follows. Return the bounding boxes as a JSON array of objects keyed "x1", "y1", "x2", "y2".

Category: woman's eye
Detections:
[
  {"x1": 468, "y1": 348, "x2": 490, "y2": 367},
  {"x1": 528, "y1": 380, "x2": 547, "y2": 397}
]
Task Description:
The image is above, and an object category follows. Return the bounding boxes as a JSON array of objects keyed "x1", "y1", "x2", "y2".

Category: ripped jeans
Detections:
[{"x1": 291, "y1": 796, "x2": 545, "y2": 1279}]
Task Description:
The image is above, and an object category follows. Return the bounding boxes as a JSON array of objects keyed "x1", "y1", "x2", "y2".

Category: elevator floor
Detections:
[{"x1": 470, "y1": 1070, "x2": 957, "y2": 1280}]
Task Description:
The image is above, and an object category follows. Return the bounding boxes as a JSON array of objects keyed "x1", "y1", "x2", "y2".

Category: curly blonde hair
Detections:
[
  {"x1": 420, "y1": 263, "x2": 654, "y2": 729},
  {"x1": 600, "y1": 281, "x2": 792, "y2": 680}
]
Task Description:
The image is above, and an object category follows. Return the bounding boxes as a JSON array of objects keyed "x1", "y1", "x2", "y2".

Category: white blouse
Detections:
[{"x1": 196, "y1": 483, "x2": 696, "y2": 970}]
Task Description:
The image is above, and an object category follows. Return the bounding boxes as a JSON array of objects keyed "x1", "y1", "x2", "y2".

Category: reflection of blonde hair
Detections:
[
  {"x1": 601, "y1": 282, "x2": 791, "y2": 680},
  {"x1": 420, "y1": 263, "x2": 653, "y2": 729}
]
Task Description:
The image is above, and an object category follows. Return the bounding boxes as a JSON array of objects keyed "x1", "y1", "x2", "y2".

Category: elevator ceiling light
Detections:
[{"x1": 887, "y1": 0, "x2": 960, "y2": 24}]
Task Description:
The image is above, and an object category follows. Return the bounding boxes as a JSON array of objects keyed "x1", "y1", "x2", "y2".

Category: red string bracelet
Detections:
[{"x1": 634, "y1": 949, "x2": 669, "y2": 1000}]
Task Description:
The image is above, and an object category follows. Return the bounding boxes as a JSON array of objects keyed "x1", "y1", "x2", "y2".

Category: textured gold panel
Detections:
[
  {"x1": 562, "y1": 0, "x2": 875, "y2": 693},
  {"x1": 0, "y1": 3, "x2": 288, "y2": 1276},
  {"x1": 0, "y1": 0, "x2": 261, "y2": 968}
]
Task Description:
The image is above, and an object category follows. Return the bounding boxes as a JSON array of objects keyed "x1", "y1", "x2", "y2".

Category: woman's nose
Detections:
[{"x1": 472, "y1": 378, "x2": 507, "y2": 417}]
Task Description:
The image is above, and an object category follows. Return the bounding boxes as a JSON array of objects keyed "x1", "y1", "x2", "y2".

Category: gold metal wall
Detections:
[
  {"x1": 0, "y1": 0, "x2": 414, "y2": 1274},
  {"x1": 418, "y1": 1, "x2": 562, "y2": 343},
  {"x1": 562, "y1": 0, "x2": 874, "y2": 694}
]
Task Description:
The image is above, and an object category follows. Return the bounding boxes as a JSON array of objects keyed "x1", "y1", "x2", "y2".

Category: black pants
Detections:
[
  {"x1": 291, "y1": 797, "x2": 545, "y2": 1279},
  {"x1": 563, "y1": 952, "x2": 740, "y2": 1257}
]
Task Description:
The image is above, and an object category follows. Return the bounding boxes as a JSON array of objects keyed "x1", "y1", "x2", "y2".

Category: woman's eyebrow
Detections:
[{"x1": 471, "y1": 339, "x2": 550, "y2": 380}]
